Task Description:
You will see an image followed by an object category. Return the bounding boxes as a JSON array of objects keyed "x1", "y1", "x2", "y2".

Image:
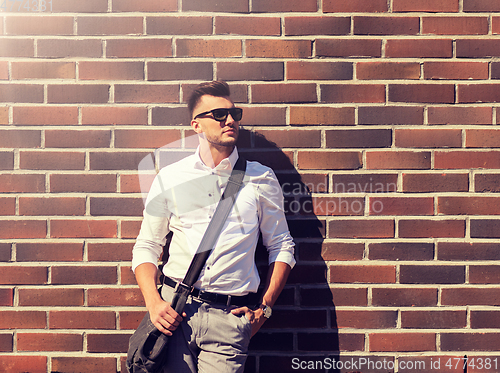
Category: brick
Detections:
[
  {"x1": 402, "y1": 311, "x2": 466, "y2": 329},
  {"x1": 90, "y1": 151, "x2": 151, "y2": 170},
  {"x1": 6, "y1": 16, "x2": 73, "y2": 35},
  {"x1": 297, "y1": 151, "x2": 362, "y2": 170},
  {"x1": 468, "y1": 129, "x2": 500, "y2": 148},
  {"x1": 17, "y1": 242, "x2": 83, "y2": 262},
  {"x1": 264, "y1": 310, "x2": 327, "y2": 329},
  {"x1": 290, "y1": 106, "x2": 354, "y2": 126},
  {"x1": 0, "y1": 333, "x2": 12, "y2": 352},
  {"x1": 326, "y1": 129, "x2": 391, "y2": 149},
  {"x1": 255, "y1": 130, "x2": 320, "y2": 148},
  {"x1": 252, "y1": 83, "x2": 316, "y2": 104},
  {"x1": 120, "y1": 173, "x2": 155, "y2": 194},
  {"x1": 0, "y1": 84, "x2": 43, "y2": 103},
  {"x1": 217, "y1": 62, "x2": 282, "y2": 82},
  {"x1": 472, "y1": 219, "x2": 500, "y2": 238},
  {"x1": 401, "y1": 265, "x2": 465, "y2": 284},
  {"x1": 489, "y1": 63, "x2": 500, "y2": 79},
  {"x1": 299, "y1": 196, "x2": 364, "y2": 216},
  {"x1": 51, "y1": 0, "x2": 108, "y2": 12},
  {"x1": 373, "y1": 287, "x2": 437, "y2": 307},
  {"x1": 0, "y1": 243, "x2": 10, "y2": 261},
  {"x1": 46, "y1": 129, "x2": 111, "y2": 149},
  {"x1": 0, "y1": 39, "x2": 34, "y2": 57},
  {"x1": 20, "y1": 151, "x2": 84, "y2": 170},
  {"x1": 0, "y1": 197, "x2": 15, "y2": 216},
  {"x1": 176, "y1": 39, "x2": 241, "y2": 58},
  {"x1": 386, "y1": 39, "x2": 452, "y2": 58},
  {"x1": 115, "y1": 129, "x2": 181, "y2": 149},
  {"x1": 51, "y1": 357, "x2": 118, "y2": 373},
  {"x1": 12, "y1": 61, "x2": 75, "y2": 79},
  {"x1": 287, "y1": 61, "x2": 352, "y2": 80},
  {"x1": 0, "y1": 107, "x2": 7, "y2": 125},
  {"x1": 330, "y1": 265, "x2": 395, "y2": 283},
  {"x1": 0, "y1": 129, "x2": 40, "y2": 148},
  {"x1": 285, "y1": 17, "x2": 350, "y2": 36},
  {"x1": 423, "y1": 16, "x2": 488, "y2": 35},
  {"x1": 0, "y1": 266, "x2": 47, "y2": 285},
  {"x1": 79, "y1": 61, "x2": 143, "y2": 81},
  {"x1": 438, "y1": 242, "x2": 500, "y2": 261},
  {"x1": 395, "y1": 129, "x2": 462, "y2": 148},
  {"x1": 114, "y1": 84, "x2": 178, "y2": 103},
  {"x1": 441, "y1": 333, "x2": 500, "y2": 351},
  {"x1": 50, "y1": 174, "x2": 116, "y2": 193},
  {"x1": 336, "y1": 310, "x2": 397, "y2": 329},
  {"x1": 369, "y1": 197, "x2": 434, "y2": 216},
  {"x1": 394, "y1": 0, "x2": 459, "y2": 12},
  {"x1": 366, "y1": 151, "x2": 431, "y2": 170},
  {"x1": 476, "y1": 174, "x2": 500, "y2": 192},
  {"x1": 0, "y1": 152, "x2": 14, "y2": 170},
  {"x1": 321, "y1": 84, "x2": 385, "y2": 103},
  {"x1": 246, "y1": 40, "x2": 312, "y2": 58},
  {"x1": 457, "y1": 39, "x2": 500, "y2": 58},
  {"x1": 82, "y1": 107, "x2": 147, "y2": 125},
  {"x1": 389, "y1": 84, "x2": 455, "y2": 104},
  {"x1": 425, "y1": 61, "x2": 488, "y2": 80},
  {"x1": 328, "y1": 219, "x2": 394, "y2": 238},
  {"x1": 90, "y1": 197, "x2": 143, "y2": 216},
  {"x1": 0, "y1": 311, "x2": 46, "y2": 329},
  {"x1": 435, "y1": 151, "x2": 500, "y2": 169},
  {"x1": 183, "y1": 0, "x2": 248, "y2": 12},
  {"x1": 355, "y1": 16, "x2": 419, "y2": 35},
  {"x1": 0, "y1": 62, "x2": 7, "y2": 80},
  {"x1": 148, "y1": 62, "x2": 212, "y2": 81},
  {"x1": 52, "y1": 266, "x2": 117, "y2": 285},
  {"x1": 332, "y1": 174, "x2": 397, "y2": 193},
  {"x1": 370, "y1": 333, "x2": 436, "y2": 352},
  {"x1": 119, "y1": 311, "x2": 144, "y2": 330},
  {"x1": 148, "y1": 16, "x2": 212, "y2": 35},
  {"x1": 150, "y1": 108, "x2": 188, "y2": 127},
  {"x1": 470, "y1": 265, "x2": 500, "y2": 284},
  {"x1": 298, "y1": 332, "x2": 363, "y2": 352},
  {"x1": 359, "y1": 106, "x2": 424, "y2": 125},
  {"x1": 18, "y1": 333, "x2": 82, "y2": 352},
  {"x1": 113, "y1": 0, "x2": 177, "y2": 11},
  {"x1": 443, "y1": 287, "x2": 500, "y2": 306},
  {"x1": 369, "y1": 242, "x2": 434, "y2": 261},
  {"x1": 300, "y1": 287, "x2": 367, "y2": 307},
  {"x1": 88, "y1": 242, "x2": 134, "y2": 261},
  {"x1": 323, "y1": 0, "x2": 387, "y2": 12},
  {"x1": 471, "y1": 311, "x2": 500, "y2": 328},
  {"x1": 0, "y1": 288, "x2": 13, "y2": 306},
  {"x1": 13, "y1": 106, "x2": 78, "y2": 125},
  {"x1": 107, "y1": 39, "x2": 172, "y2": 58},
  {"x1": 399, "y1": 219, "x2": 465, "y2": 238},
  {"x1": 77, "y1": 16, "x2": 142, "y2": 35},
  {"x1": 464, "y1": 0, "x2": 500, "y2": 12},
  {"x1": 403, "y1": 173, "x2": 469, "y2": 193},
  {"x1": 0, "y1": 356, "x2": 46, "y2": 373},
  {"x1": 299, "y1": 242, "x2": 364, "y2": 261},
  {"x1": 18, "y1": 288, "x2": 84, "y2": 306},
  {"x1": 316, "y1": 39, "x2": 381, "y2": 58},
  {"x1": 357, "y1": 62, "x2": 419, "y2": 80},
  {"x1": 19, "y1": 197, "x2": 85, "y2": 216},
  {"x1": 0, "y1": 220, "x2": 46, "y2": 239},
  {"x1": 428, "y1": 106, "x2": 492, "y2": 124},
  {"x1": 216, "y1": 16, "x2": 280, "y2": 36},
  {"x1": 88, "y1": 288, "x2": 144, "y2": 307},
  {"x1": 460, "y1": 84, "x2": 500, "y2": 103},
  {"x1": 38, "y1": 39, "x2": 102, "y2": 58},
  {"x1": 48, "y1": 84, "x2": 109, "y2": 104},
  {"x1": 51, "y1": 219, "x2": 117, "y2": 238},
  {"x1": 234, "y1": 107, "x2": 285, "y2": 126},
  {"x1": 120, "y1": 266, "x2": 137, "y2": 285},
  {"x1": 494, "y1": 17, "x2": 500, "y2": 34}
]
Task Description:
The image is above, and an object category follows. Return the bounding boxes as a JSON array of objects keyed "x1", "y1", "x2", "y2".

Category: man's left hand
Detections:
[{"x1": 230, "y1": 306, "x2": 267, "y2": 337}]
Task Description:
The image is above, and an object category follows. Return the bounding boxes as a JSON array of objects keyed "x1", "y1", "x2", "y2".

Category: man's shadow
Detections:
[{"x1": 238, "y1": 129, "x2": 340, "y2": 373}]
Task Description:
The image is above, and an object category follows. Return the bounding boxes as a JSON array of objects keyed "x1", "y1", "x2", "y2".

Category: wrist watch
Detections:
[{"x1": 257, "y1": 303, "x2": 272, "y2": 319}]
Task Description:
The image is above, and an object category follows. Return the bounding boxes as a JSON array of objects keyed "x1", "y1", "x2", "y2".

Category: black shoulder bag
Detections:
[{"x1": 126, "y1": 156, "x2": 247, "y2": 373}]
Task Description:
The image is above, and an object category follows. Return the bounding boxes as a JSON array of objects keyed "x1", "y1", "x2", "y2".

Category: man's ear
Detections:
[{"x1": 191, "y1": 119, "x2": 202, "y2": 134}]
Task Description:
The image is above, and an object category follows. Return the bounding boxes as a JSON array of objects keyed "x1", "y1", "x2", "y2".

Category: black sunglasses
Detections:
[{"x1": 194, "y1": 108, "x2": 243, "y2": 122}]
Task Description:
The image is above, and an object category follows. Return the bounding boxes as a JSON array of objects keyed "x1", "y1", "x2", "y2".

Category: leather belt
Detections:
[{"x1": 162, "y1": 276, "x2": 257, "y2": 307}]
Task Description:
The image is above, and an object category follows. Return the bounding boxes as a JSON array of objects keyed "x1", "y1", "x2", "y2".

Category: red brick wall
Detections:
[{"x1": 2, "y1": 0, "x2": 500, "y2": 372}]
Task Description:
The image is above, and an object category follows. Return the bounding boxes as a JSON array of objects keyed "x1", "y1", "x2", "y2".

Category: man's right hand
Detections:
[{"x1": 148, "y1": 298, "x2": 185, "y2": 336}]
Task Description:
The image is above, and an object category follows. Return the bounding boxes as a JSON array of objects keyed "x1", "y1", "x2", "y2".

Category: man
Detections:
[{"x1": 132, "y1": 81, "x2": 295, "y2": 372}]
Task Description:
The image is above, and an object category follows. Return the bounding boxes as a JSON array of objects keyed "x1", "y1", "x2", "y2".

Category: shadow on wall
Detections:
[{"x1": 238, "y1": 129, "x2": 340, "y2": 373}]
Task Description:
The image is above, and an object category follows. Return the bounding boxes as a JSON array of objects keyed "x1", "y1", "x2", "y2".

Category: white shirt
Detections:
[{"x1": 132, "y1": 147, "x2": 295, "y2": 296}]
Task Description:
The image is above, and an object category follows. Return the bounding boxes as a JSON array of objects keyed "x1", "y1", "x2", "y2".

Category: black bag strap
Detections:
[{"x1": 170, "y1": 156, "x2": 247, "y2": 312}]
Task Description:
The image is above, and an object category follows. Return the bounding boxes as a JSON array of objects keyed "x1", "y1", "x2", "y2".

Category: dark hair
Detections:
[{"x1": 188, "y1": 81, "x2": 231, "y2": 118}]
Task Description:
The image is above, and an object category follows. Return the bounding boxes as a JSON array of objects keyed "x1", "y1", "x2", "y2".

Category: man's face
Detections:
[{"x1": 191, "y1": 95, "x2": 239, "y2": 149}]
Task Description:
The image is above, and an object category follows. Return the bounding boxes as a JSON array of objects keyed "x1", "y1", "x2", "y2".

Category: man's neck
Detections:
[{"x1": 199, "y1": 143, "x2": 234, "y2": 168}]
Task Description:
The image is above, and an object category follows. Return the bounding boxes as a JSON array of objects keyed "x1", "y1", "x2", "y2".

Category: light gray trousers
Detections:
[{"x1": 161, "y1": 285, "x2": 252, "y2": 373}]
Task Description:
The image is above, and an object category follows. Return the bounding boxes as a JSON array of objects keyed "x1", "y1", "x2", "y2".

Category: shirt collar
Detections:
[{"x1": 194, "y1": 146, "x2": 239, "y2": 171}]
